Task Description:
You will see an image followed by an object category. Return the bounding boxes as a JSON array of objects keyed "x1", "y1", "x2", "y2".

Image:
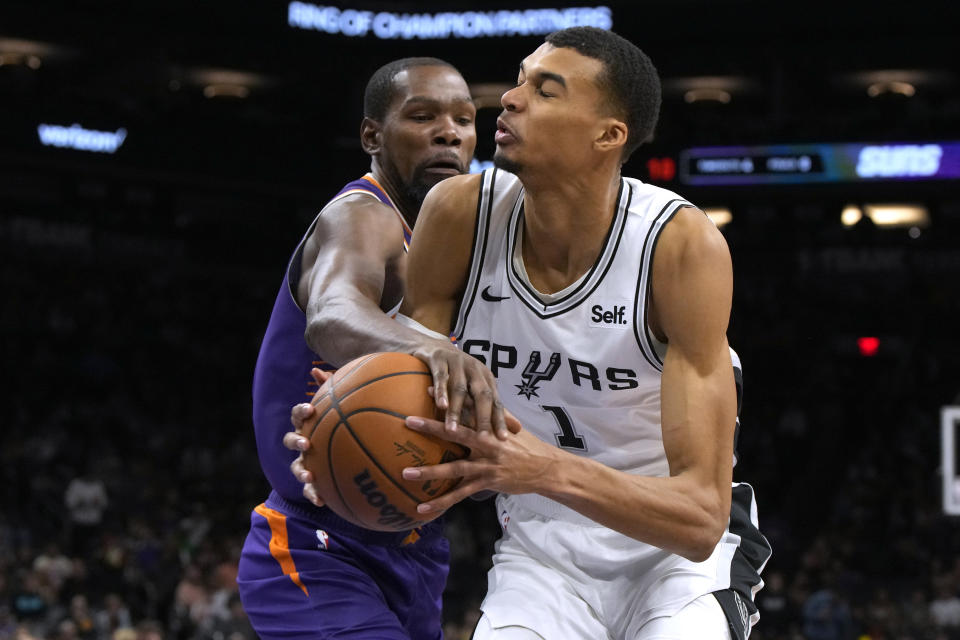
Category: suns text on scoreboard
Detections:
[{"x1": 680, "y1": 142, "x2": 960, "y2": 185}]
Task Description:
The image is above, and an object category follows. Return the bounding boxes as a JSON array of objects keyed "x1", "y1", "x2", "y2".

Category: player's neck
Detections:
[
  {"x1": 368, "y1": 166, "x2": 418, "y2": 229},
  {"x1": 519, "y1": 169, "x2": 621, "y2": 294}
]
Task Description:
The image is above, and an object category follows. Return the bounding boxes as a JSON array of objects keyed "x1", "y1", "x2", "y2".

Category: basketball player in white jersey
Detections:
[
  {"x1": 288, "y1": 26, "x2": 770, "y2": 639},
  {"x1": 392, "y1": 27, "x2": 771, "y2": 639}
]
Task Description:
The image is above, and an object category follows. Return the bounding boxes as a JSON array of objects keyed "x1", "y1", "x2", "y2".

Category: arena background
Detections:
[{"x1": 2, "y1": 2, "x2": 959, "y2": 639}]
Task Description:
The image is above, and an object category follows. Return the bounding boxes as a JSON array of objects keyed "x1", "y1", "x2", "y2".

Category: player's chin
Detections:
[
  {"x1": 417, "y1": 173, "x2": 457, "y2": 193},
  {"x1": 492, "y1": 149, "x2": 522, "y2": 174}
]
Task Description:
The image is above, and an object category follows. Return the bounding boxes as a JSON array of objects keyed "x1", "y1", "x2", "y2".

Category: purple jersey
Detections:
[
  {"x1": 252, "y1": 175, "x2": 411, "y2": 505},
  {"x1": 238, "y1": 493, "x2": 447, "y2": 639},
  {"x1": 241, "y1": 175, "x2": 443, "y2": 638}
]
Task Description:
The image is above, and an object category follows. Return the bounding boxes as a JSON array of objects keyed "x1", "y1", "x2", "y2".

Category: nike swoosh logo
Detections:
[{"x1": 481, "y1": 285, "x2": 509, "y2": 302}]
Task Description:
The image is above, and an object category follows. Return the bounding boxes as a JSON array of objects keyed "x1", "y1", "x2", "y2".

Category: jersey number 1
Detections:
[{"x1": 541, "y1": 405, "x2": 587, "y2": 451}]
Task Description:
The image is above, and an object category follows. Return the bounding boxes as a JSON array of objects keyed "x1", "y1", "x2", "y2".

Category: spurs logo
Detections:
[{"x1": 515, "y1": 351, "x2": 560, "y2": 400}]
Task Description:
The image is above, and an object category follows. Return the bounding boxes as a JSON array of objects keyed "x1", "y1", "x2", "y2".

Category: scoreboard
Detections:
[{"x1": 678, "y1": 142, "x2": 960, "y2": 186}]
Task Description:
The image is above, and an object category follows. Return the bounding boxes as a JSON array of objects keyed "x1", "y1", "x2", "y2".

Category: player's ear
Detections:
[
  {"x1": 594, "y1": 118, "x2": 628, "y2": 154},
  {"x1": 360, "y1": 117, "x2": 383, "y2": 155}
]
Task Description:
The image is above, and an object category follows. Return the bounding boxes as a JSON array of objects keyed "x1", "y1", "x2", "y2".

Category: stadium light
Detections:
[
  {"x1": 684, "y1": 88, "x2": 731, "y2": 104},
  {"x1": 841, "y1": 204, "x2": 862, "y2": 227},
  {"x1": 867, "y1": 80, "x2": 916, "y2": 98},
  {"x1": 703, "y1": 207, "x2": 732, "y2": 228},
  {"x1": 863, "y1": 204, "x2": 929, "y2": 228},
  {"x1": 840, "y1": 203, "x2": 929, "y2": 228}
]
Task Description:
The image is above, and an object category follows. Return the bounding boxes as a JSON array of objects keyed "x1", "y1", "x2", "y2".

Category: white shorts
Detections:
[
  {"x1": 474, "y1": 594, "x2": 732, "y2": 640},
  {"x1": 479, "y1": 493, "x2": 743, "y2": 640}
]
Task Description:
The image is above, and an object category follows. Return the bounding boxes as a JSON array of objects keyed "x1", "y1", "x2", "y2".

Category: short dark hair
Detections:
[
  {"x1": 545, "y1": 27, "x2": 661, "y2": 161},
  {"x1": 363, "y1": 57, "x2": 459, "y2": 121}
]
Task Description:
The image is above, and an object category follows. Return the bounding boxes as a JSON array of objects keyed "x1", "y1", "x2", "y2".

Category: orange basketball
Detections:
[{"x1": 301, "y1": 352, "x2": 467, "y2": 531}]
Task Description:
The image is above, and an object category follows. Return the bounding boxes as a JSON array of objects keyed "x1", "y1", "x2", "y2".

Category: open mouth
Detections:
[
  {"x1": 423, "y1": 159, "x2": 463, "y2": 175},
  {"x1": 495, "y1": 119, "x2": 517, "y2": 145}
]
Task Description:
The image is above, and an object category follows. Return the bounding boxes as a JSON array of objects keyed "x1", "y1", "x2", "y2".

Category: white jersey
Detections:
[
  {"x1": 454, "y1": 168, "x2": 700, "y2": 480},
  {"x1": 453, "y1": 169, "x2": 770, "y2": 639}
]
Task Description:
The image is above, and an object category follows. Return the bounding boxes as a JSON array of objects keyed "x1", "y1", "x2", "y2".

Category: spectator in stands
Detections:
[
  {"x1": 802, "y1": 576, "x2": 854, "y2": 640},
  {"x1": 930, "y1": 579, "x2": 960, "y2": 630},
  {"x1": 65, "y1": 594, "x2": 96, "y2": 640},
  {"x1": 95, "y1": 593, "x2": 133, "y2": 639},
  {"x1": 9, "y1": 570, "x2": 51, "y2": 631},
  {"x1": 64, "y1": 463, "x2": 108, "y2": 557},
  {"x1": 32, "y1": 544, "x2": 73, "y2": 593},
  {"x1": 755, "y1": 570, "x2": 793, "y2": 638},
  {"x1": 202, "y1": 594, "x2": 255, "y2": 640}
]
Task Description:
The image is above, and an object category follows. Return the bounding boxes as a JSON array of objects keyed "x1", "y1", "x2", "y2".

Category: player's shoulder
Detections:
[
  {"x1": 418, "y1": 172, "x2": 484, "y2": 227},
  {"x1": 322, "y1": 188, "x2": 398, "y2": 221},
  {"x1": 660, "y1": 205, "x2": 729, "y2": 261},
  {"x1": 315, "y1": 189, "x2": 405, "y2": 239},
  {"x1": 621, "y1": 176, "x2": 694, "y2": 214},
  {"x1": 620, "y1": 181, "x2": 727, "y2": 267},
  {"x1": 424, "y1": 171, "x2": 484, "y2": 202}
]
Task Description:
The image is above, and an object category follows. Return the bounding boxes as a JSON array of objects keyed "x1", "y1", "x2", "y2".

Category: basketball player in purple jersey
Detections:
[{"x1": 237, "y1": 58, "x2": 497, "y2": 639}]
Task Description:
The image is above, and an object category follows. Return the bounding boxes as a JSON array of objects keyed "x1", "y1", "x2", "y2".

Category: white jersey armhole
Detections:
[{"x1": 395, "y1": 313, "x2": 449, "y2": 340}]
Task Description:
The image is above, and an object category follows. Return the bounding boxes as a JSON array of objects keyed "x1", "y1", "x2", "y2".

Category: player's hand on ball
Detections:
[
  {"x1": 428, "y1": 388, "x2": 522, "y2": 436},
  {"x1": 401, "y1": 413, "x2": 556, "y2": 514},
  {"x1": 283, "y1": 367, "x2": 332, "y2": 507},
  {"x1": 413, "y1": 340, "x2": 509, "y2": 441}
]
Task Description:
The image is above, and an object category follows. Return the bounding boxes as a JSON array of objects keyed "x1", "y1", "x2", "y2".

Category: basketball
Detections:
[{"x1": 301, "y1": 352, "x2": 467, "y2": 531}]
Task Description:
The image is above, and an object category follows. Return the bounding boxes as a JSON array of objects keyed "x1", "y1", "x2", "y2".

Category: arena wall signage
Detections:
[
  {"x1": 287, "y1": 2, "x2": 612, "y2": 39},
  {"x1": 37, "y1": 123, "x2": 127, "y2": 154},
  {"x1": 679, "y1": 142, "x2": 960, "y2": 185}
]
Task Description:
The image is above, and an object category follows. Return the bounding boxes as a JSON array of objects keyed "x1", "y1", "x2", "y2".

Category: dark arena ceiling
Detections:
[{"x1": 1, "y1": 0, "x2": 957, "y2": 195}]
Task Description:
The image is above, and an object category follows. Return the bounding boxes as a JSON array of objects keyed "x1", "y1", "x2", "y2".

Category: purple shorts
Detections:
[{"x1": 237, "y1": 491, "x2": 449, "y2": 639}]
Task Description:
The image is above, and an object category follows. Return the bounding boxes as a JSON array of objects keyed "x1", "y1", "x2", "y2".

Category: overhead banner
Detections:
[
  {"x1": 679, "y1": 141, "x2": 960, "y2": 185},
  {"x1": 288, "y1": 2, "x2": 612, "y2": 39}
]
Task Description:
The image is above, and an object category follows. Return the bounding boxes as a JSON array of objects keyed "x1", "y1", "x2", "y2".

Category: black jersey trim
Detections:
[
  {"x1": 642, "y1": 202, "x2": 693, "y2": 367},
  {"x1": 453, "y1": 169, "x2": 496, "y2": 340},
  {"x1": 507, "y1": 178, "x2": 629, "y2": 319},
  {"x1": 713, "y1": 482, "x2": 773, "y2": 640},
  {"x1": 631, "y1": 198, "x2": 691, "y2": 371},
  {"x1": 285, "y1": 213, "x2": 322, "y2": 313}
]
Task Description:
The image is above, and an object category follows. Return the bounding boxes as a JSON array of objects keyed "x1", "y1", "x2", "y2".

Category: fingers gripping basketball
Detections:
[{"x1": 302, "y1": 352, "x2": 467, "y2": 531}]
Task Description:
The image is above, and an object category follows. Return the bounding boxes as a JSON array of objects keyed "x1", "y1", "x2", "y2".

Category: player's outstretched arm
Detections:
[
  {"x1": 401, "y1": 173, "x2": 510, "y2": 439},
  {"x1": 299, "y1": 196, "x2": 445, "y2": 367},
  {"x1": 300, "y1": 178, "x2": 509, "y2": 439},
  {"x1": 400, "y1": 207, "x2": 737, "y2": 562}
]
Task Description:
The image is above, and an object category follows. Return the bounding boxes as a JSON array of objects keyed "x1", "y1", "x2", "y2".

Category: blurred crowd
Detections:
[{"x1": 3, "y1": 189, "x2": 959, "y2": 640}]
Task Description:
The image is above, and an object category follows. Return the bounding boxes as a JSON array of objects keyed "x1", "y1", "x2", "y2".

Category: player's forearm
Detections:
[
  {"x1": 305, "y1": 295, "x2": 441, "y2": 367},
  {"x1": 539, "y1": 455, "x2": 729, "y2": 562}
]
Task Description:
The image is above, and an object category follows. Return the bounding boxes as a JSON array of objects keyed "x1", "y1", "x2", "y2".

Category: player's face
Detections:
[
  {"x1": 378, "y1": 66, "x2": 477, "y2": 207},
  {"x1": 494, "y1": 44, "x2": 608, "y2": 175}
]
